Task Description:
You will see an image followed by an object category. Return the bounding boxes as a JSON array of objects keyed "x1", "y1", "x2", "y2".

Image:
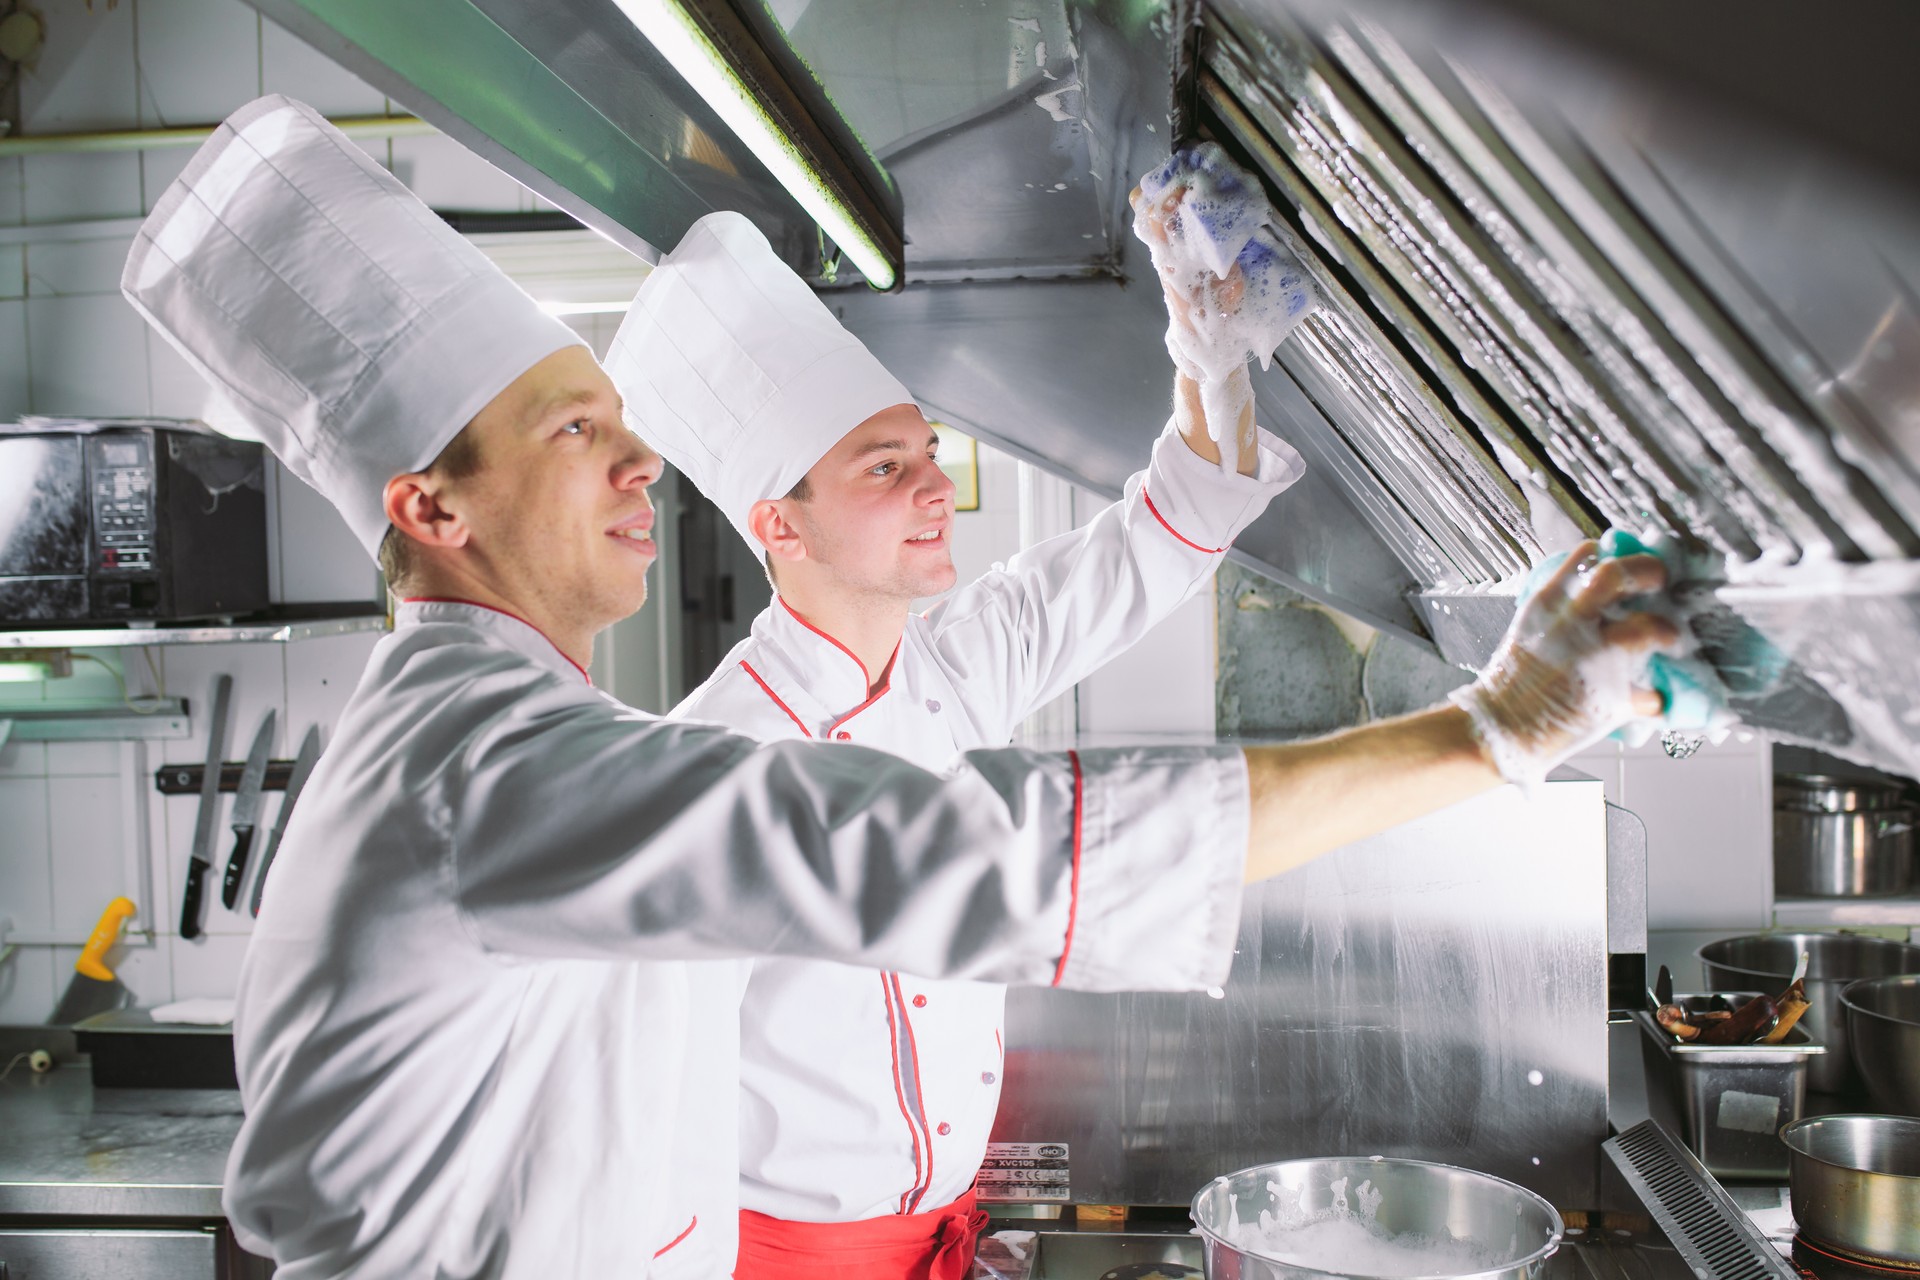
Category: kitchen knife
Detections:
[
  {"x1": 220, "y1": 708, "x2": 276, "y2": 910},
  {"x1": 1654, "y1": 964, "x2": 1674, "y2": 1009},
  {"x1": 250, "y1": 724, "x2": 321, "y2": 918},
  {"x1": 180, "y1": 674, "x2": 232, "y2": 940},
  {"x1": 49, "y1": 897, "x2": 137, "y2": 1024}
]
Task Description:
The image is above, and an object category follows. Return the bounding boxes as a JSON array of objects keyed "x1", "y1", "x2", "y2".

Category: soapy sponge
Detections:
[
  {"x1": 1134, "y1": 142, "x2": 1316, "y2": 377},
  {"x1": 1518, "y1": 530, "x2": 1785, "y2": 741}
]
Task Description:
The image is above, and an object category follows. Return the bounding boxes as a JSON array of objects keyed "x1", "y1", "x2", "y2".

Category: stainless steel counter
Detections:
[
  {"x1": 0, "y1": 1061, "x2": 238, "y2": 1219},
  {"x1": 986, "y1": 1216, "x2": 1705, "y2": 1280}
]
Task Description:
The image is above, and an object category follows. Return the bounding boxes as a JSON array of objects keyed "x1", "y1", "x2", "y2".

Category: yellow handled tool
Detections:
[{"x1": 51, "y1": 897, "x2": 137, "y2": 1024}]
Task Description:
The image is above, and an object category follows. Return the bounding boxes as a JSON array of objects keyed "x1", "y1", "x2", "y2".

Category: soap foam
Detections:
[
  {"x1": 1133, "y1": 142, "x2": 1316, "y2": 472},
  {"x1": 1222, "y1": 1180, "x2": 1513, "y2": 1279}
]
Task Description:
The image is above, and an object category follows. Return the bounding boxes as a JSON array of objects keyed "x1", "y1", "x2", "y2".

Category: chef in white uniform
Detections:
[
  {"x1": 604, "y1": 210, "x2": 1306, "y2": 1279},
  {"x1": 123, "y1": 96, "x2": 1677, "y2": 1280}
]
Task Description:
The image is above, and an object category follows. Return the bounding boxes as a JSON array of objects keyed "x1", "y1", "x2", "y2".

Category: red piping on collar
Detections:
[
  {"x1": 825, "y1": 679, "x2": 893, "y2": 739},
  {"x1": 399, "y1": 597, "x2": 592, "y2": 684},
  {"x1": 778, "y1": 597, "x2": 879, "y2": 690},
  {"x1": 653, "y1": 1216, "x2": 697, "y2": 1259},
  {"x1": 739, "y1": 661, "x2": 813, "y2": 739},
  {"x1": 1141, "y1": 488, "x2": 1230, "y2": 555}
]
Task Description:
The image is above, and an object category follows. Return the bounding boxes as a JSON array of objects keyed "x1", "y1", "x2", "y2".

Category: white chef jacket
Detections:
[
  {"x1": 672, "y1": 419, "x2": 1303, "y2": 1224},
  {"x1": 226, "y1": 599, "x2": 1253, "y2": 1280}
]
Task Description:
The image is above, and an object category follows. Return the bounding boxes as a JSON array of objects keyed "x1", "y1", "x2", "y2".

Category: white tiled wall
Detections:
[{"x1": 0, "y1": 0, "x2": 559, "y2": 1022}]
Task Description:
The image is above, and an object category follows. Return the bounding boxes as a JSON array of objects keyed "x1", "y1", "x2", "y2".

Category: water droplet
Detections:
[
  {"x1": 1205, "y1": 985, "x2": 1226, "y2": 1000},
  {"x1": 1526, "y1": 1069, "x2": 1544, "y2": 1086},
  {"x1": 1530, "y1": 1156, "x2": 1541, "y2": 1166},
  {"x1": 1661, "y1": 730, "x2": 1704, "y2": 760}
]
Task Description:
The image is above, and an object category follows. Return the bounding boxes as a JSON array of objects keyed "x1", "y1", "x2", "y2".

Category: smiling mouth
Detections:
[
  {"x1": 612, "y1": 527, "x2": 655, "y2": 547},
  {"x1": 906, "y1": 529, "x2": 944, "y2": 544}
]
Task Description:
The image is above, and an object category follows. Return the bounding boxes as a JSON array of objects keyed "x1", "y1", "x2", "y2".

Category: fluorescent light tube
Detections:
[{"x1": 613, "y1": 0, "x2": 898, "y2": 290}]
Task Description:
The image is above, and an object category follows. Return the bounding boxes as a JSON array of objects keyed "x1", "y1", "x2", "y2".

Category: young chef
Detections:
[
  {"x1": 123, "y1": 96, "x2": 1675, "y2": 1280},
  {"x1": 604, "y1": 209, "x2": 1306, "y2": 1279}
]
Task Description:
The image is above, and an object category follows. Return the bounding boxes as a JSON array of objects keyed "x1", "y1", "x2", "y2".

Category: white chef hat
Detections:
[
  {"x1": 121, "y1": 94, "x2": 587, "y2": 561},
  {"x1": 604, "y1": 211, "x2": 914, "y2": 552}
]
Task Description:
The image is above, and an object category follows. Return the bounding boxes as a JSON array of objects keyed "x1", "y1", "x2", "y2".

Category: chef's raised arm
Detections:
[
  {"x1": 437, "y1": 641, "x2": 1248, "y2": 991},
  {"x1": 923, "y1": 415, "x2": 1302, "y2": 739},
  {"x1": 920, "y1": 148, "x2": 1326, "y2": 738}
]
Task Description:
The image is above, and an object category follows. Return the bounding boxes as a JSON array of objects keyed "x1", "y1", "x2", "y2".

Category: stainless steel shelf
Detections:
[
  {"x1": 1773, "y1": 896, "x2": 1920, "y2": 928},
  {"x1": 0, "y1": 605, "x2": 388, "y2": 650},
  {"x1": 0, "y1": 698, "x2": 190, "y2": 741}
]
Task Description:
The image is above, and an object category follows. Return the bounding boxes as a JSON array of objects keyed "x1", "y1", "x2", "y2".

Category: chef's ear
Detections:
[
  {"x1": 384, "y1": 471, "x2": 471, "y2": 551},
  {"x1": 750, "y1": 498, "x2": 806, "y2": 567}
]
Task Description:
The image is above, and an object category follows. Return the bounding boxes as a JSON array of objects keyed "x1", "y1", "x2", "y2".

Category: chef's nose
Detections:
[
  {"x1": 616, "y1": 436, "x2": 665, "y2": 491},
  {"x1": 917, "y1": 454, "x2": 956, "y2": 505}
]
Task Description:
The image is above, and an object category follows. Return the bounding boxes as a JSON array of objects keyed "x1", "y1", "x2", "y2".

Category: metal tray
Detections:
[{"x1": 1636, "y1": 995, "x2": 1825, "y2": 1180}]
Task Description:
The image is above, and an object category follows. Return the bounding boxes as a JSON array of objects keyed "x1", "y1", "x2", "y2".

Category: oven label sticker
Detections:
[
  {"x1": 978, "y1": 1142, "x2": 1070, "y2": 1202},
  {"x1": 1715, "y1": 1089, "x2": 1781, "y2": 1134}
]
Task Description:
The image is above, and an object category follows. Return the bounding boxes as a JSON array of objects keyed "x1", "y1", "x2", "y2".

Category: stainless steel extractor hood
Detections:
[{"x1": 242, "y1": 0, "x2": 1920, "y2": 776}]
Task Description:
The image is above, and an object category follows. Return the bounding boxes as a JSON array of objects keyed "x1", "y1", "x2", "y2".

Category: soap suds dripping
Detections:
[{"x1": 1132, "y1": 141, "x2": 1315, "y2": 473}]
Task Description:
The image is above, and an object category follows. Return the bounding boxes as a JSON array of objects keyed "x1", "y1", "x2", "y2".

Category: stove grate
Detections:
[{"x1": 1604, "y1": 1120, "x2": 1796, "y2": 1280}]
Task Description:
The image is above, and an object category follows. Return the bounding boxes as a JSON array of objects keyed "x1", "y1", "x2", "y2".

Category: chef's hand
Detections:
[
  {"x1": 1450, "y1": 542, "x2": 1679, "y2": 791},
  {"x1": 1236, "y1": 548, "x2": 1677, "y2": 885},
  {"x1": 1132, "y1": 182, "x2": 1259, "y2": 474},
  {"x1": 1129, "y1": 181, "x2": 1251, "y2": 376}
]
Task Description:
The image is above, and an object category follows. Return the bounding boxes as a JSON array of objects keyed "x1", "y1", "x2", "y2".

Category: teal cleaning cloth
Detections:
[{"x1": 1519, "y1": 531, "x2": 1730, "y2": 735}]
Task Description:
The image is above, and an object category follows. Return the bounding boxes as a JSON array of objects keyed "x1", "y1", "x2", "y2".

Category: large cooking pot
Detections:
[
  {"x1": 1781, "y1": 1115, "x2": 1920, "y2": 1268},
  {"x1": 1699, "y1": 933, "x2": 1920, "y2": 1094},
  {"x1": 1841, "y1": 975, "x2": 1920, "y2": 1116},
  {"x1": 1775, "y1": 774, "x2": 1915, "y2": 897},
  {"x1": 1190, "y1": 1158, "x2": 1561, "y2": 1280}
]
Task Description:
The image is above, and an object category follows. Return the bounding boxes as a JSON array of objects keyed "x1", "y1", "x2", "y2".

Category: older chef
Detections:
[
  {"x1": 123, "y1": 96, "x2": 1673, "y2": 1280},
  {"x1": 604, "y1": 210, "x2": 1306, "y2": 1280}
]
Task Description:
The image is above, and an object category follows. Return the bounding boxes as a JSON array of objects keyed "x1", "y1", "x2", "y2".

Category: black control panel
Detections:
[{"x1": 90, "y1": 434, "x2": 157, "y2": 582}]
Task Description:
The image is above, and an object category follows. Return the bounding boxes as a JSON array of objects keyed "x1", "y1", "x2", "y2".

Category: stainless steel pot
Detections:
[
  {"x1": 1699, "y1": 933, "x2": 1920, "y2": 1094},
  {"x1": 1781, "y1": 1115, "x2": 1920, "y2": 1267},
  {"x1": 1190, "y1": 1158, "x2": 1561, "y2": 1280},
  {"x1": 1775, "y1": 774, "x2": 1915, "y2": 897},
  {"x1": 1842, "y1": 975, "x2": 1920, "y2": 1116}
]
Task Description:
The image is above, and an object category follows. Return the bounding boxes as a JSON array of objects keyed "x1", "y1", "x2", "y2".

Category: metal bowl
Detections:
[
  {"x1": 1842, "y1": 975, "x2": 1920, "y2": 1116},
  {"x1": 1699, "y1": 933, "x2": 1920, "y2": 1094},
  {"x1": 1781, "y1": 1114, "x2": 1920, "y2": 1267},
  {"x1": 1190, "y1": 1158, "x2": 1561, "y2": 1280}
]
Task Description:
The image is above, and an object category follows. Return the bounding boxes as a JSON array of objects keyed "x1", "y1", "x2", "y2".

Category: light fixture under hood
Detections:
[{"x1": 612, "y1": 0, "x2": 904, "y2": 289}]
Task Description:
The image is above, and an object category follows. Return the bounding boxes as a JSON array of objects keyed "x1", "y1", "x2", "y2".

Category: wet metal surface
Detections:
[
  {"x1": 993, "y1": 776, "x2": 1614, "y2": 1208},
  {"x1": 0, "y1": 1062, "x2": 237, "y2": 1218}
]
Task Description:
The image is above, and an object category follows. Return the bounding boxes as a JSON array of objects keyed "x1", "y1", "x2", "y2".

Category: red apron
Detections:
[{"x1": 736, "y1": 1188, "x2": 989, "y2": 1280}]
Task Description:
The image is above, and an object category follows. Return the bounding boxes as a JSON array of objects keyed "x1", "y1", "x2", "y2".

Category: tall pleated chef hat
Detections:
[
  {"x1": 121, "y1": 94, "x2": 587, "y2": 561},
  {"x1": 604, "y1": 211, "x2": 914, "y2": 552}
]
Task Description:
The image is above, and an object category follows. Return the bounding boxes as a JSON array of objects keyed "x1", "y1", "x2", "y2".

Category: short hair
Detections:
[
  {"x1": 761, "y1": 471, "x2": 812, "y2": 588},
  {"x1": 376, "y1": 425, "x2": 486, "y2": 594}
]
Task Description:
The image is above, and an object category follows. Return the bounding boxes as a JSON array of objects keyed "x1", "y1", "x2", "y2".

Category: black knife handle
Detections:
[
  {"x1": 181, "y1": 860, "x2": 209, "y2": 939},
  {"x1": 221, "y1": 827, "x2": 255, "y2": 910}
]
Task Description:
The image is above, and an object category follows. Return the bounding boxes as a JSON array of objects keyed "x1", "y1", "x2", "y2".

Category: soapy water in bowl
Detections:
[{"x1": 1222, "y1": 1176, "x2": 1518, "y2": 1278}]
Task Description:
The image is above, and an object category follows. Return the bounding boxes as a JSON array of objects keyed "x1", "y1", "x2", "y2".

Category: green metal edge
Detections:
[{"x1": 273, "y1": 0, "x2": 720, "y2": 250}]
